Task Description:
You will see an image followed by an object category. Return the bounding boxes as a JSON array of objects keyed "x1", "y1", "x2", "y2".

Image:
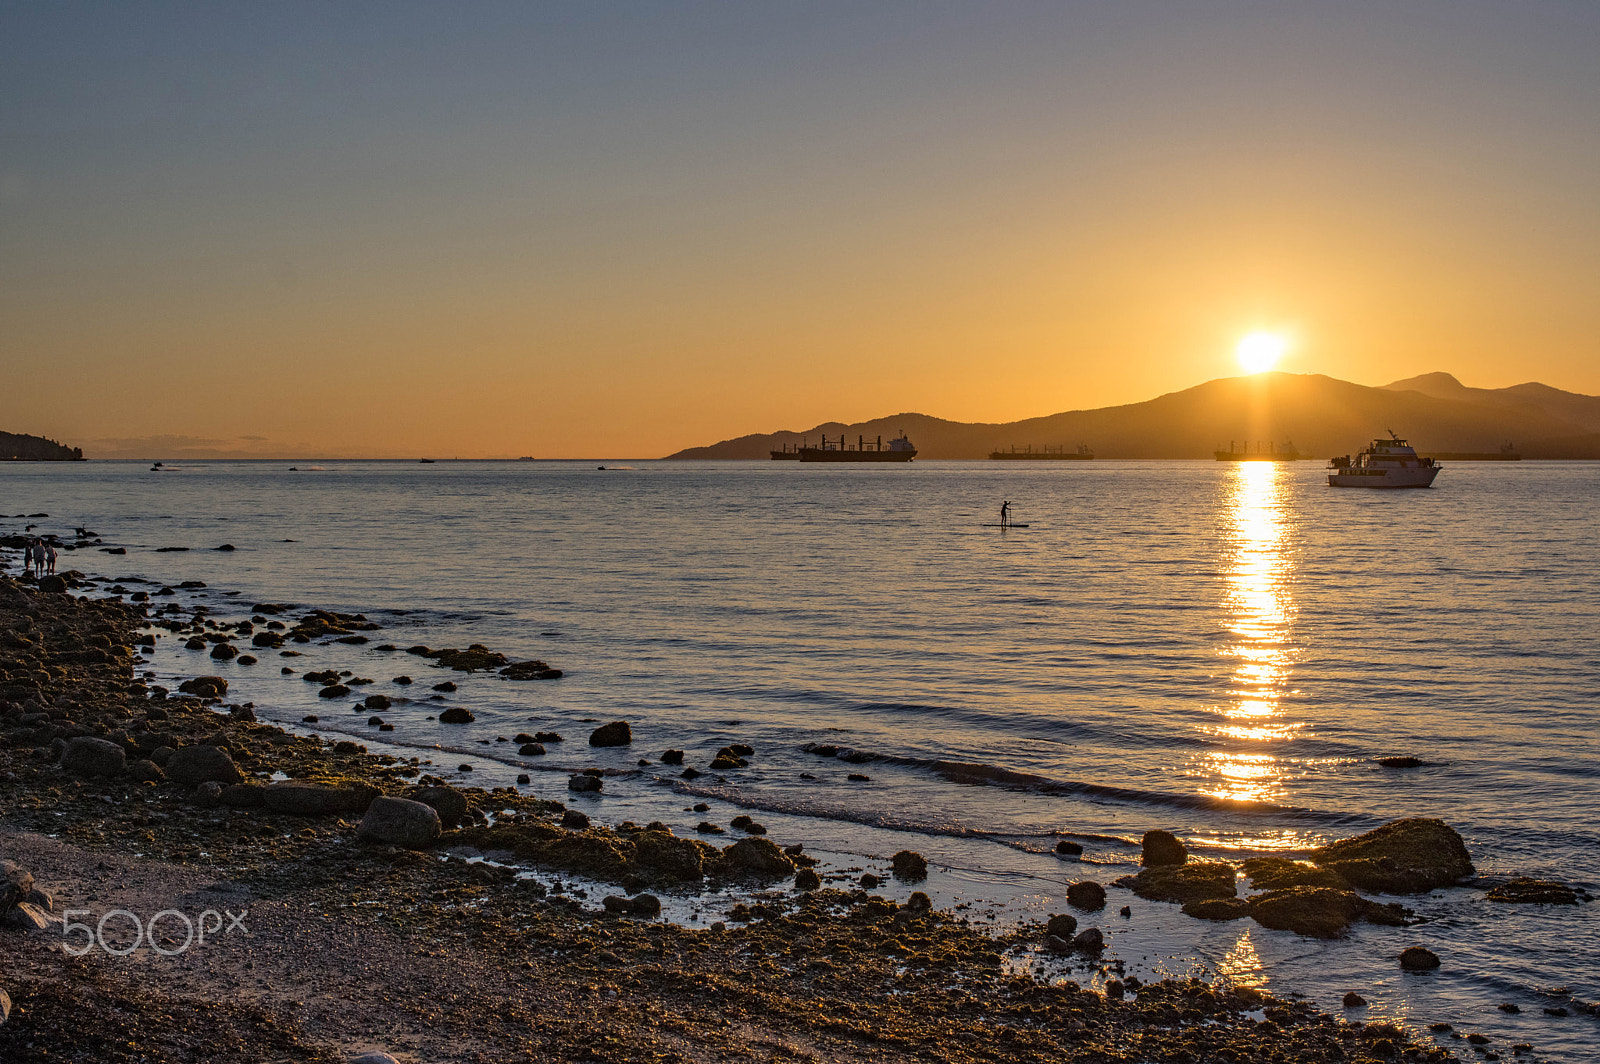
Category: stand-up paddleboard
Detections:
[{"x1": 981, "y1": 523, "x2": 1030, "y2": 528}]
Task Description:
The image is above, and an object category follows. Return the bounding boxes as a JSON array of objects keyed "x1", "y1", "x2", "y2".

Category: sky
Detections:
[{"x1": 3, "y1": 1, "x2": 1597, "y2": 458}]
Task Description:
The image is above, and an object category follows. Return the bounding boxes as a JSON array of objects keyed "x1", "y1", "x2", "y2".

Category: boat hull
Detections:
[
  {"x1": 769, "y1": 451, "x2": 801, "y2": 460},
  {"x1": 798, "y1": 448, "x2": 915, "y2": 463},
  {"x1": 989, "y1": 452, "x2": 1093, "y2": 460},
  {"x1": 1328, "y1": 467, "x2": 1441, "y2": 488}
]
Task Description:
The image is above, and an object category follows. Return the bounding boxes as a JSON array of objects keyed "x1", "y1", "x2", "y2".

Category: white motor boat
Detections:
[{"x1": 1327, "y1": 433, "x2": 1441, "y2": 488}]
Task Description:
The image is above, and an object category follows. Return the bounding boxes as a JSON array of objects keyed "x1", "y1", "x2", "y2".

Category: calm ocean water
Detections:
[{"x1": 4, "y1": 459, "x2": 1597, "y2": 1060}]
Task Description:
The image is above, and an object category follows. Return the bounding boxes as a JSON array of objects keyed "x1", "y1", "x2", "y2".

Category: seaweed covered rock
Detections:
[
  {"x1": 425, "y1": 645, "x2": 509, "y2": 672},
  {"x1": 1399, "y1": 946, "x2": 1441, "y2": 970},
  {"x1": 1183, "y1": 897, "x2": 1252, "y2": 921},
  {"x1": 632, "y1": 828, "x2": 716, "y2": 882},
  {"x1": 891, "y1": 850, "x2": 928, "y2": 881},
  {"x1": 1242, "y1": 857, "x2": 1352, "y2": 892},
  {"x1": 1249, "y1": 887, "x2": 1412, "y2": 939},
  {"x1": 1485, "y1": 877, "x2": 1590, "y2": 905},
  {"x1": 1067, "y1": 880, "x2": 1107, "y2": 911},
  {"x1": 721, "y1": 837, "x2": 794, "y2": 878},
  {"x1": 1310, "y1": 818, "x2": 1473, "y2": 894},
  {"x1": 1141, "y1": 829, "x2": 1188, "y2": 866},
  {"x1": 1115, "y1": 861, "x2": 1235, "y2": 904}
]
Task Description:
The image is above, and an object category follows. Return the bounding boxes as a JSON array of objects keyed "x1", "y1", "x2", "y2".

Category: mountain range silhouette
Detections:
[{"x1": 666, "y1": 372, "x2": 1600, "y2": 460}]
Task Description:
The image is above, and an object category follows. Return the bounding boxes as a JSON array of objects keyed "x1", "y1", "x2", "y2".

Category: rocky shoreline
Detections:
[{"x1": 0, "y1": 570, "x2": 1560, "y2": 1063}]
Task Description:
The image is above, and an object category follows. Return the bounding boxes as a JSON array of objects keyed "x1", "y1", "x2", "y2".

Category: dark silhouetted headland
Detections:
[
  {"x1": 1, "y1": 432, "x2": 84, "y2": 461},
  {"x1": 666, "y1": 372, "x2": 1600, "y2": 460}
]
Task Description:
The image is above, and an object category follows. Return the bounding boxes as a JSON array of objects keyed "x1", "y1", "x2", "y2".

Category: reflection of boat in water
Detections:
[
  {"x1": 1327, "y1": 433, "x2": 1441, "y2": 488},
  {"x1": 797, "y1": 433, "x2": 917, "y2": 463},
  {"x1": 1422, "y1": 442, "x2": 1520, "y2": 462},
  {"x1": 1215, "y1": 440, "x2": 1301, "y2": 461},
  {"x1": 989, "y1": 443, "x2": 1093, "y2": 460}
]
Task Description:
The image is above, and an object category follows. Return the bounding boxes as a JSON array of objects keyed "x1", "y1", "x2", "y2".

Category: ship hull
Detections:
[
  {"x1": 769, "y1": 451, "x2": 801, "y2": 460},
  {"x1": 1215, "y1": 452, "x2": 1300, "y2": 462},
  {"x1": 989, "y1": 453, "x2": 1093, "y2": 460},
  {"x1": 798, "y1": 448, "x2": 916, "y2": 463},
  {"x1": 1328, "y1": 467, "x2": 1441, "y2": 488}
]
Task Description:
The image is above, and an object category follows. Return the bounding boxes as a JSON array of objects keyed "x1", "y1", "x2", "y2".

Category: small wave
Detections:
[{"x1": 801, "y1": 743, "x2": 1356, "y2": 822}]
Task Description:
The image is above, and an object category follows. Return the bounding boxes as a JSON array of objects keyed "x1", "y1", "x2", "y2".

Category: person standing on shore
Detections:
[{"x1": 44, "y1": 540, "x2": 57, "y2": 575}]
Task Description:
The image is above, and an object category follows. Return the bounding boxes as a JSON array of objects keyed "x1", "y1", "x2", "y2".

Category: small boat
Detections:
[
  {"x1": 1328, "y1": 432, "x2": 1441, "y2": 488},
  {"x1": 150, "y1": 461, "x2": 163, "y2": 471},
  {"x1": 419, "y1": 458, "x2": 436, "y2": 464}
]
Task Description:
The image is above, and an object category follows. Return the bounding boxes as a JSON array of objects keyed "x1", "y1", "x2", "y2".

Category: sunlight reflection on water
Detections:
[{"x1": 1199, "y1": 462, "x2": 1300, "y2": 803}]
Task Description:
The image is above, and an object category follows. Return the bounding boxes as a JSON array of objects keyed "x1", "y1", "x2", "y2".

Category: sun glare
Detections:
[{"x1": 1236, "y1": 331, "x2": 1289, "y2": 374}]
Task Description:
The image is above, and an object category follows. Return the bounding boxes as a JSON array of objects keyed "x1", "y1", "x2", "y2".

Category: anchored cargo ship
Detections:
[
  {"x1": 1214, "y1": 440, "x2": 1301, "y2": 461},
  {"x1": 795, "y1": 432, "x2": 917, "y2": 462},
  {"x1": 769, "y1": 442, "x2": 803, "y2": 460},
  {"x1": 989, "y1": 444, "x2": 1094, "y2": 460},
  {"x1": 1420, "y1": 442, "x2": 1520, "y2": 462},
  {"x1": 1328, "y1": 433, "x2": 1441, "y2": 488}
]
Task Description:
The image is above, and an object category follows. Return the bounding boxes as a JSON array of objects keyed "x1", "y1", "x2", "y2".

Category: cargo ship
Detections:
[
  {"x1": 1327, "y1": 433, "x2": 1441, "y2": 488},
  {"x1": 989, "y1": 444, "x2": 1094, "y2": 460},
  {"x1": 1214, "y1": 440, "x2": 1301, "y2": 462},
  {"x1": 769, "y1": 442, "x2": 803, "y2": 460},
  {"x1": 1420, "y1": 442, "x2": 1520, "y2": 462},
  {"x1": 796, "y1": 432, "x2": 917, "y2": 463}
]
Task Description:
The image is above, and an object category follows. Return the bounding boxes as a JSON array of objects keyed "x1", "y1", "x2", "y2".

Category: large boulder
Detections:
[
  {"x1": 60, "y1": 736, "x2": 126, "y2": 778},
  {"x1": 588, "y1": 721, "x2": 632, "y2": 747},
  {"x1": 721, "y1": 837, "x2": 794, "y2": 878},
  {"x1": 1115, "y1": 862, "x2": 1236, "y2": 904},
  {"x1": 166, "y1": 745, "x2": 244, "y2": 787},
  {"x1": 412, "y1": 786, "x2": 470, "y2": 828},
  {"x1": 177, "y1": 676, "x2": 228, "y2": 698},
  {"x1": 263, "y1": 781, "x2": 377, "y2": 816},
  {"x1": 1141, "y1": 830, "x2": 1188, "y2": 866},
  {"x1": 1310, "y1": 819, "x2": 1474, "y2": 894},
  {"x1": 2, "y1": 859, "x2": 33, "y2": 910},
  {"x1": 357, "y1": 796, "x2": 441, "y2": 849},
  {"x1": 438, "y1": 707, "x2": 474, "y2": 724}
]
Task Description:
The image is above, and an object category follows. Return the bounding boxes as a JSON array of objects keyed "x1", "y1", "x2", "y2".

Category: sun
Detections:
[{"x1": 1236, "y1": 331, "x2": 1289, "y2": 374}]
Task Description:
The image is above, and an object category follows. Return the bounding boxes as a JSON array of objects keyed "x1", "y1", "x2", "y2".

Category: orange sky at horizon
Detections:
[{"x1": 4, "y1": 4, "x2": 1597, "y2": 459}]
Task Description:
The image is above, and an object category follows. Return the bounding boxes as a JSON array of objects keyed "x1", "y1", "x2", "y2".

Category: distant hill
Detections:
[
  {"x1": 666, "y1": 372, "x2": 1600, "y2": 460},
  {"x1": 1, "y1": 431, "x2": 84, "y2": 461}
]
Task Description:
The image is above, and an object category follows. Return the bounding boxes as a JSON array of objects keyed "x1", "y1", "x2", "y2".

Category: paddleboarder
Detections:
[{"x1": 999, "y1": 500, "x2": 1011, "y2": 528}]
